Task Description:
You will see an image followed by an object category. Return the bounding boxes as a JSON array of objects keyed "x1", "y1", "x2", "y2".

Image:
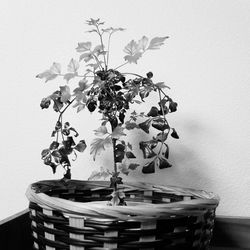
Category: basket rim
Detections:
[{"x1": 26, "y1": 179, "x2": 219, "y2": 220}]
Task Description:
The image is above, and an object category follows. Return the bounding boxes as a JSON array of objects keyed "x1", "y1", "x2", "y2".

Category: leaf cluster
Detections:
[{"x1": 37, "y1": 18, "x2": 178, "y2": 198}]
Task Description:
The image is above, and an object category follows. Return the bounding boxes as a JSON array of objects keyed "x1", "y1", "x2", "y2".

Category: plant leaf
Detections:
[
  {"x1": 79, "y1": 52, "x2": 93, "y2": 62},
  {"x1": 139, "y1": 141, "x2": 157, "y2": 159},
  {"x1": 126, "y1": 151, "x2": 136, "y2": 159},
  {"x1": 138, "y1": 119, "x2": 151, "y2": 134},
  {"x1": 118, "y1": 163, "x2": 129, "y2": 175},
  {"x1": 171, "y1": 128, "x2": 179, "y2": 139},
  {"x1": 147, "y1": 36, "x2": 169, "y2": 50},
  {"x1": 64, "y1": 73, "x2": 76, "y2": 82},
  {"x1": 123, "y1": 40, "x2": 142, "y2": 64},
  {"x1": 76, "y1": 42, "x2": 92, "y2": 53},
  {"x1": 138, "y1": 36, "x2": 149, "y2": 52},
  {"x1": 94, "y1": 126, "x2": 108, "y2": 136},
  {"x1": 152, "y1": 117, "x2": 170, "y2": 131},
  {"x1": 60, "y1": 85, "x2": 71, "y2": 103},
  {"x1": 36, "y1": 62, "x2": 61, "y2": 83},
  {"x1": 128, "y1": 163, "x2": 140, "y2": 170},
  {"x1": 159, "y1": 157, "x2": 172, "y2": 169},
  {"x1": 111, "y1": 126, "x2": 126, "y2": 139},
  {"x1": 68, "y1": 58, "x2": 79, "y2": 73},
  {"x1": 74, "y1": 140, "x2": 87, "y2": 152},
  {"x1": 90, "y1": 137, "x2": 112, "y2": 160},
  {"x1": 142, "y1": 161, "x2": 155, "y2": 174}
]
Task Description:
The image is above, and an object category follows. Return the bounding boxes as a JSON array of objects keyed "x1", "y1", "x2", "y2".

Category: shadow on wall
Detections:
[{"x1": 113, "y1": 118, "x2": 217, "y2": 192}]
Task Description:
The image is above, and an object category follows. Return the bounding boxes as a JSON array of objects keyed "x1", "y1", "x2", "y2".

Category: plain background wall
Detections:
[{"x1": 0, "y1": 0, "x2": 249, "y2": 220}]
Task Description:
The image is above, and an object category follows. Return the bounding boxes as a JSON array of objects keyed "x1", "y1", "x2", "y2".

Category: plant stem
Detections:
[
  {"x1": 115, "y1": 62, "x2": 129, "y2": 70},
  {"x1": 95, "y1": 25, "x2": 107, "y2": 70}
]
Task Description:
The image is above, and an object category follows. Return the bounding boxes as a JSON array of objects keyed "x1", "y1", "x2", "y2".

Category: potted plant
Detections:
[{"x1": 26, "y1": 18, "x2": 219, "y2": 250}]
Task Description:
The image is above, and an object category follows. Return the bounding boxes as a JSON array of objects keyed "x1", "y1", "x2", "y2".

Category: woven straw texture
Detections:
[{"x1": 26, "y1": 180, "x2": 219, "y2": 250}]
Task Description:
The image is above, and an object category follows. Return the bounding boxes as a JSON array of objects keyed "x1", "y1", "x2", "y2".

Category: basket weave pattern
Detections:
[{"x1": 26, "y1": 180, "x2": 219, "y2": 250}]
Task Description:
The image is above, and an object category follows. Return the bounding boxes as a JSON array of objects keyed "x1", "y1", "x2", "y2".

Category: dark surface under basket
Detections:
[{"x1": 28, "y1": 180, "x2": 218, "y2": 250}]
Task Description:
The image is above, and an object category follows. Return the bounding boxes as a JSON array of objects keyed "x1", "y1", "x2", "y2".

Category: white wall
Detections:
[{"x1": 0, "y1": 0, "x2": 249, "y2": 220}]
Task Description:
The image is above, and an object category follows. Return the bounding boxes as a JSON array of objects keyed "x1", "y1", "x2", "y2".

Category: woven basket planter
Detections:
[{"x1": 26, "y1": 179, "x2": 219, "y2": 250}]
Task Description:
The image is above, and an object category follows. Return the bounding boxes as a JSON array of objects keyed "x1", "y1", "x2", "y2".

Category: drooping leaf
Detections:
[
  {"x1": 142, "y1": 161, "x2": 155, "y2": 174},
  {"x1": 40, "y1": 97, "x2": 51, "y2": 109},
  {"x1": 128, "y1": 163, "x2": 140, "y2": 170},
  {"x1": 171, "y1": 128, "x2": 179, "y2": 139},
  {"x1": 147, "y1": 106, "x2": 159, "y2": 117},
  {"x1": 76, "y1": 42, "x2": 92, "y2": 53},
  {"x1": 74, "y1": 140, "x2": 87, "y2": 152},
  {"x1": 111, "y1": 126, "x2": 126, "y2": 139},
  {"x1": 139, "y1": 141, "x2": 157, "y2": 159},
  {"x1": 49, "y1": 141, "x2": 59, "y2": 150},
  {"x1": 94, "y1": 126, "x2": 108, "y2": 136},
  {"x1": 90, "y1": 137, "x2": 112, "y2": 160},
  {"x1": 126, "y1": 151, "x2": 136, "y2": 159},
  {"x1": 169, "y1": 101, "x2": 178, "y2": 112},
  {"x1": 147, "y1": 36, "x2": 169, "y2": 50},
  {"x1": 138, "y1": 119, "x2": 151, "y2": 134},
  {"x1": 152, "y1": 117, "x2": 169, "y2": 131},
  {"x1": 155, "y1": 132, "x2": 168, "y2": 142},
  {"x1": 163, "y1": 143, "x2": 169, "y2": 159},
  {"x1": 115, "y1": 143, "x2": 125, "y2": 163},
  {"x1": 159, "y1": 157, "x2": 172, "y2": 169},
  {"x1": 41, "y1": 149, "x2": 50, "y2": 159},
  {"x1": 60, "y1": 86, "x2": 71, "y2": 103}
]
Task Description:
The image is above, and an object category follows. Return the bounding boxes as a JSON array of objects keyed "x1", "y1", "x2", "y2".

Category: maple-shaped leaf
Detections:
[
  {"x1": 76, "y1": 42, "x2": 92, "y2": 53},
  {"x1": 36, "y1": 62, "x2": 61, "y2": 82},
  {"x1": 79, "y1": 52, "x2": 93, "y2": 62},
  {"x1": 64, "y1": 73, "x2": 76, "y2": 82},
  {"x1": 68, "y1": 58, "x2": 79, "y2": 73},
  {"x1": 94, "y1": 126, "x2": 108, "y2": 136},
  {"x1": 93, "y1": 45, "x2": 106, "y2": 57},
  {"x1": 123, "y1": 40, "x2": 142, "y2": 64},
  {"x1": 74, "y1": 140, "x2": 87, "y2": 152},
  {"x1": 147, "y1": 36, "x2": 169, "y2": 50},
  {"x1": 60, "y1": 86, "x2": 71, "y2": 103},
  {"x1": 138, "y1": 36, "x2": 149, "y2": 52},
  {"x1": 90, "y1": 137, "x2": 112, "y2": 160},
  {"x1": 111, "y1": 126, "x2": 126, "y2": 139},
  {"x1": 124, "y1": 53, "x2": 142, "y2": 64}
]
